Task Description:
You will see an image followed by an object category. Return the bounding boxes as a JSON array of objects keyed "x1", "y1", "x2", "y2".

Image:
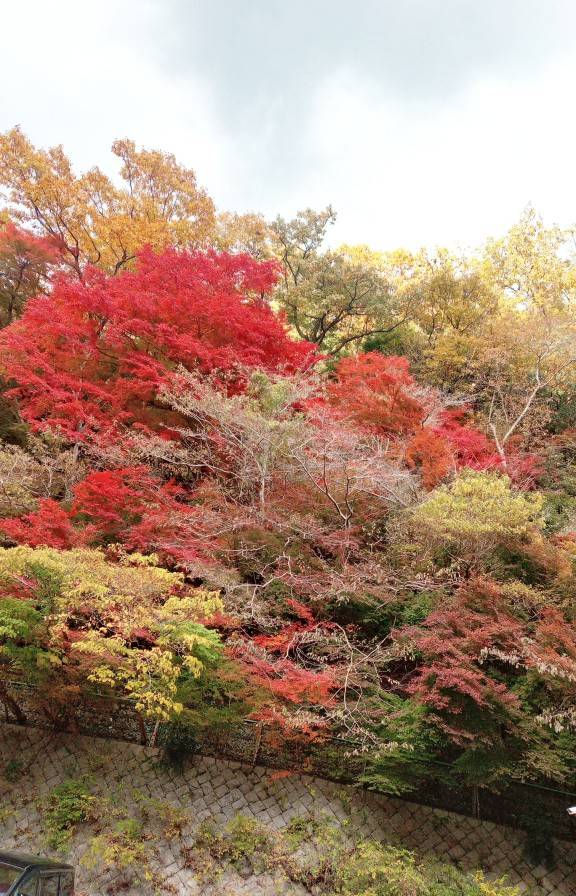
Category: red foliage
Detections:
[
  {"x1": 405, "y1": 428, "x2": 454, "y2": 489},
  {"x1": 433, "y1": 409, "x2": 499, "y2": 471},
  {"x1": 524, "y1": 607, "x2": 576, "y2": 684},
  {"x1": 70, "y1": 466, "x2": 182, "y2": 538},
  {"x1": 432, "y1": 409, "x2": 541, "y2": 487},
  {"x1": 253, "y1": 600, "x2": 329, "y2": 654},
  {"x1": 265, "y1": 661, "x2": 335, "y2": 704},
  {"x1": 253, "y1": 625, "x2": 305, "y2": 653},
  {"x1": 267, "y1": 770, "x2": 294, "y2": 781},
  {"x1": 394, "y1": 578, "x2": 522, "y2": 742},
  {"x1": 71, "y1": 466, "x2": 217, "y2": 561},
  {"x1": 0, "y1": 247, "x2": 315, "y2": 442},
  {"x1": 0, "y1": 466, "x2": 204, "y2": 558},
  {"x1": 0, "y1": 221, "x2": 60, "y2": 260},
  {"x1": 329, "y1": 353, "x2": 425, "y2": 436},
  {"x1": 0, "y1": 498, "x2": 84, "y2": 549},
  {"x1": 286, "y1": 598, "x2": 315, "y2": 623},
  {"x1": 232, "y1": 647, "x2": 336, "y2": 706},
  {"x1": 0, "y1": 222, "x2": 62, "y2": 321}
]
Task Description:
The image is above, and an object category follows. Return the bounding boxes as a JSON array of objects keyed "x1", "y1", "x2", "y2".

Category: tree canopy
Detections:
[{"x1": 1, "y1": 129, "x2": 576, "y2": 796}]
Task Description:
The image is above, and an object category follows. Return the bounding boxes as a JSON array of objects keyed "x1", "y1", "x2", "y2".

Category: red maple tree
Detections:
[
  {"x1": 0, "y1": 247, "x2": 315, "y2": 442},
  {"x1": 0, "y1": 222, "x2": 61, "y2": 325},
  {"x1": 329, "y1": 353, "x2": 425, "y2": 436}
]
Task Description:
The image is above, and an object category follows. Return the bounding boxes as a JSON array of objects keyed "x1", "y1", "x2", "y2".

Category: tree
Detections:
[
  {"x1": 0, "y1": 128, "x2": 215, "y2": 278},
  {"x1": 0, "y1": 441, "x2": 81, "y2": 516},
  {"x1": 271, "y1": 209, "x2": 415, "y2": 354},
  {"x1": 289, "y1": 405, "x2": 416, "y2": 528},
  {"x1": 389, "y1": 573, "x2": 576, "y2": 780},
  {"x1": 0, "y1": 247, "x2": 315, "y2": 443},
  {"x1": 0, "y1": 168, "x2": 575, "y2": 790},
  {"x1": 0, "y1": 222, "x2": 61, "y2": 325},
  {"x1": 215, "y1": 211, "x2": 275, "y2": 259},
  {"x1": 410, "y1": 249, "x2": 499, "y2": 347},
  {"x1": 474, "y1": 311, "x2": 576, "y2": 470},
  {"x1": 484, "y1": 207, "x2": 576, "y2": 313},
  {"x1": 161, "y1": 368, "x2": 316, "y2": 512},
  {"x1": 410, "y1": 470, "x2": 545, "y2": 565},
  {"x1": 405, "y1": 428, "x2": 454, "y2": 489},
  {"x1": 328, "y1": 352, "x2": 426, "y2": 436},
  {"x1": 397, "y1": 248, "x2": 501, "y2": 389},
  {"x1": 0, "y1": 466, "x2": 194, "y2": 560},
  {"x1": 0, "y1": 545, "x2": 223, "y2": 724},
  {"x1": 392, "y1": 578, "x2": 523, "y2": 745}
]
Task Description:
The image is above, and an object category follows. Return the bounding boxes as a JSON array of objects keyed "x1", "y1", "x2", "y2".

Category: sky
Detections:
[{"x1": 2, "y1": 0, "x2": 576, "y2": 251}]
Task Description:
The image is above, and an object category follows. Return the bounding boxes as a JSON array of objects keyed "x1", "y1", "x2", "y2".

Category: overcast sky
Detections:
[{"x1": 2, "y1": 0, "x2": 576, "y2": 250}]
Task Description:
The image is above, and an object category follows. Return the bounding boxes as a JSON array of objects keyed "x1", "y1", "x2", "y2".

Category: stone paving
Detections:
[{"x1": 0, "y1": 723, "x2": 575, "y2": 895}]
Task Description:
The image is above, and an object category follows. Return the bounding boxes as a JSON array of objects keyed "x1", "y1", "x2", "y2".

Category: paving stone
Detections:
[{"x1": 1, "y1": 722, "x2": 575, "y2": 896}]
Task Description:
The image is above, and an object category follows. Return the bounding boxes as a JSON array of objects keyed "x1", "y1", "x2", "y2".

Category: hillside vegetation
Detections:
[{"x1": 0, "y1": 129, "x2": 575, "y2": 800}]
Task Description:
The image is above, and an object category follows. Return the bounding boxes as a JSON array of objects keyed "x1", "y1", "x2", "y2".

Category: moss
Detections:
[{"x1": 3, "y1": 758, "x2": 25, "y2": 782}]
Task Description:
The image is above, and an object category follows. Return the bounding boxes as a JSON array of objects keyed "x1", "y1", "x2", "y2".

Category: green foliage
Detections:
[
  {"x1": 0, "y1": 546, "x2": 225, "y2": 721},
  {"x1": 412, "y1": 471, "x2": 544, "y2": 546},
  {"x1": 41, "y1": 778, "x2": 95, "y2": 850},
  {"x1": 398, "y1": 591, "x2": 437, "y2": 625},
  {"x1": 330, "y1": 590, "x2": 438, "y2": 639},
  {"x1": 192, "y1": 813, "x2": 520, "y2": 896},
  {"x1": 362, "y1": 323, "x2": 422, "y2": 357},
  {"x1": 334, "y1": 842, "x2": 520, "y2": 896},
  {"x1": 284, "y1": 812, "x2": 324, "y2": 848},
  {"x1": 540, "y1": 491, "x2": 576, "y2": 534},
  {"x1": 449, "y1": 745, "x2": 521, "y2": 788},
  {"x1": 81, "y1": 818, "x2": 151, "y2": 882},
  {"x1": 24, "y1": 560, "x2": 64, "y2": 610},
  {"x1": 221, "y1": 814, "x2": 274, "y2": 869},
  {"x1": 0, "y1": 596, "x2": 42, "y2": 641},
  {"x1": 363, "y1": 694, "x2": 446, "y2": 795},
  {"x1": 195, "y1": 815, "x2": 273, "y2": 873}
]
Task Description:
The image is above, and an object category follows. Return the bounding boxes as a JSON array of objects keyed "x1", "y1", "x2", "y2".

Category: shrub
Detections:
[
  {"x1": 81, "y1": 818, "x2": 151, "y2": 884},
  {"x1": 334, "y1": 842, "x2": 520, "y2": 896},
  {"x1": 42, "y1": 778, "x2": 95, "y2": 850},
  {"x1": 411, "y1": 470, "x2": 544, "y2": 563}
]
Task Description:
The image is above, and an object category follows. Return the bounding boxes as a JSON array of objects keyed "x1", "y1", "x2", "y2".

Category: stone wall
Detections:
[
  {"x1": 1, "y1": 724, "x2": 575, "y2": 895},
  {"x1": 2, "y1": 679, "x2": 575, "y2": 843}
]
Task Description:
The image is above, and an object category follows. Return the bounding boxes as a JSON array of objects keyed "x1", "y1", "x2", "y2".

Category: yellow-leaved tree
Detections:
[
  {"x1": 409, "y1": 470, "x2": 545, "y2": 567},
  {"x1": 0, "y1": 128, "x2": 215, "y2": 278},
  {"x1": 0, "y1": 546, "x2": 223, "y2": 724}
]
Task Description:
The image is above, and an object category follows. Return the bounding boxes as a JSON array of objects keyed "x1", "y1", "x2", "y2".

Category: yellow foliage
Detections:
[
  {"x1": 0, "y1": 128, "x2": 215, "y2": 277},
  {"x1": 412, "y1": 471, "x2": 544, "y2": 544},
  {"x1": 0, "y1": 546, "x2": 223, "y2": 720}
]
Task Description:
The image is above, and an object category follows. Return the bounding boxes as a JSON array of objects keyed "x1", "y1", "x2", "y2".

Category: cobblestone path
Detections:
[{"x1": 0, "y1": 724, "x2": 574, "y2": 895}]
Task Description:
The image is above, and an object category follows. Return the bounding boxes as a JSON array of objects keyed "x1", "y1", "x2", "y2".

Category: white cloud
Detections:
[
  {"x1": 1, "y1": 0, "x2": 576, "y2": 251},
  {"x1": 306, "y1": 59, "x2": 576, "y2": 250},
  {"x1": 0, "y1": 0, "x2": 233, "y2": 195}
]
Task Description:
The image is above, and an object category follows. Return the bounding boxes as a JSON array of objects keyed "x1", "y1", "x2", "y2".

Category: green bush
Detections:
[
  {"x1": 189, "y1": 813, "x2": 520, "y2": 896},
  {"x1": 42, "y1": 778, "x2": 95, "y2": 850},
  {"x1": 81, "y1": 818, "x2": 150, "y2": 884},
  {"x1": 334, "y1": 842, "x2": 520, "y2": 896}
]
